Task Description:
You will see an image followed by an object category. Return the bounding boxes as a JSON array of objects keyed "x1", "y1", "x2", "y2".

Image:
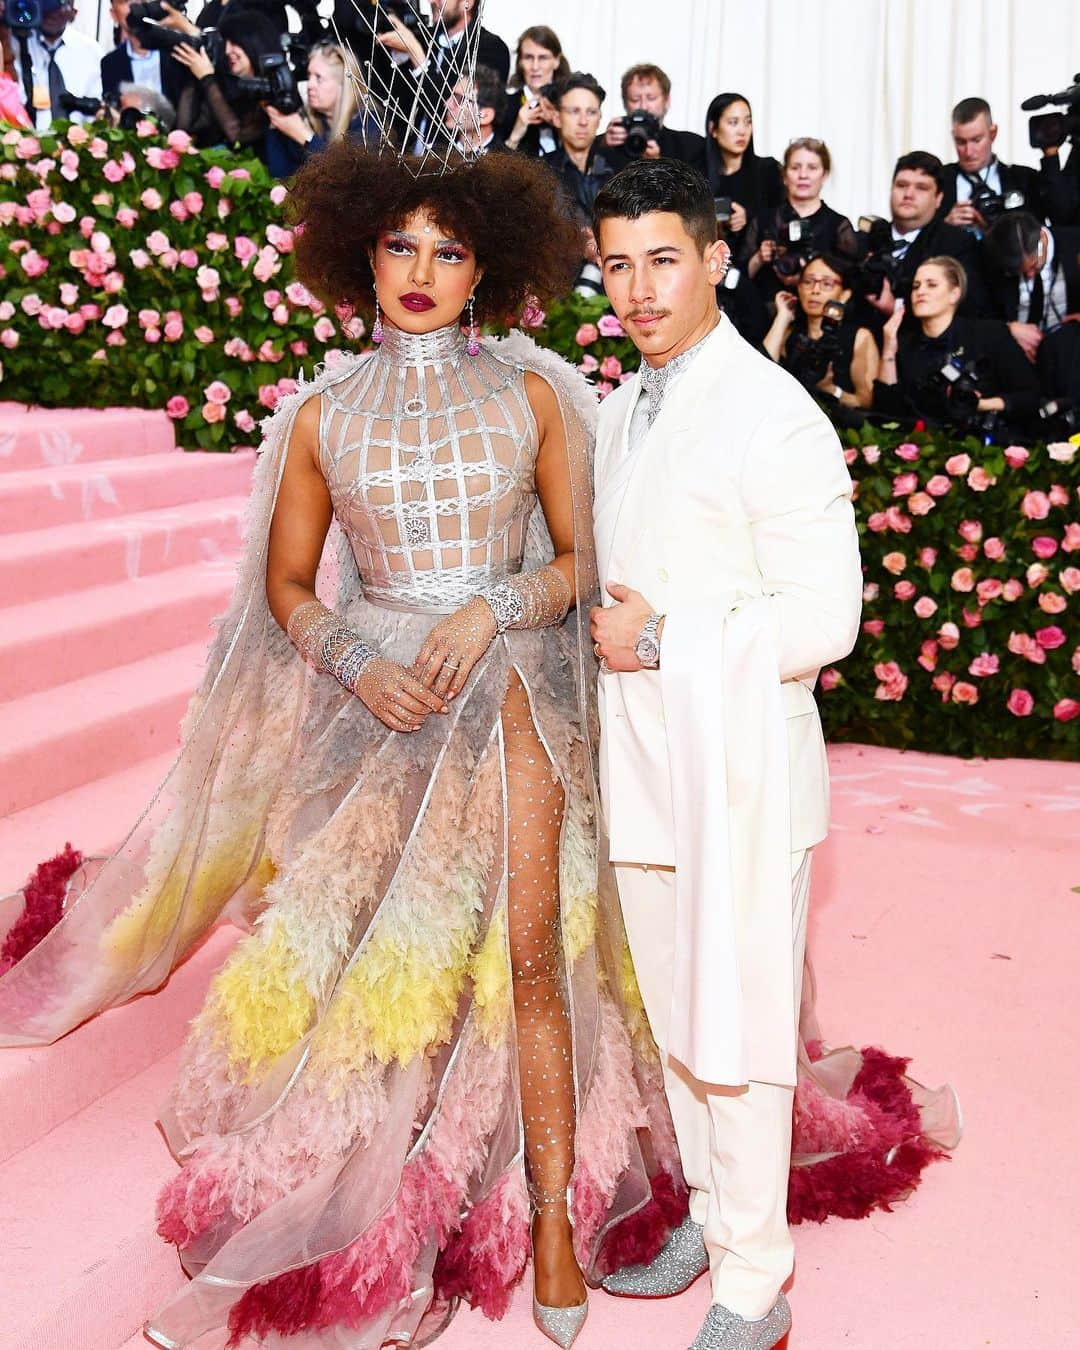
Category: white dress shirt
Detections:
[
  {"x1": 17, "y1": 27, "x2": 103, "y2": 131},
  {"x1": 126, "y1": 40, "x2": 163, "y2": 97},
  {"x1": 955, "y1": 158, "x2": 1002, "y2": 202}
]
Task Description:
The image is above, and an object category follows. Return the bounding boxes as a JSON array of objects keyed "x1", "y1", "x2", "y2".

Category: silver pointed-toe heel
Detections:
[
  {"x1": 602, "y1": 1215, "x2": 708, "y2": 1297},
  {"x1": 532, "y1": 1293, "x2": 589, "y2": 1348},
  {"x1": 687, "y1": 1294, "x2": 791, "y2": 1350}
]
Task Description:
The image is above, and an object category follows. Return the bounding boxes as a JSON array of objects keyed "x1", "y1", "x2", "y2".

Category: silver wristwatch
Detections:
[{"x1": 635, "y1": 612, "x2": 664, "y2": 669}]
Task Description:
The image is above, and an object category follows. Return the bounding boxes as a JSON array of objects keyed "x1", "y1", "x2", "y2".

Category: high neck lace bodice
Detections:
[{"x1": 317, "y1": 332, "x2": 538, "y2": 613}]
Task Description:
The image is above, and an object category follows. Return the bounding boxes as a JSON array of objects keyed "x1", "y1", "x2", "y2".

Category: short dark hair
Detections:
[
  {"x1": 620, "y1": 63, "x2": 671, "y2": 102},
  {"x1": 952, "y1": 96, "x2": 992, "y2": 126},
  {"x1": 592, "y1": 158, "x2": 717, "y2": 254},
  {"x1": 555, "y1": 71, "x2": 605, "y2": 108},
  {"x1": 471, "y1": 63, "x2": 505, "y2": 120},
  {"x1": 983, "y1": 210, "x2": 1043, "y2": 276},
  {"x1": 893, "y1": 150, "x2": 944, "y2": 191}
]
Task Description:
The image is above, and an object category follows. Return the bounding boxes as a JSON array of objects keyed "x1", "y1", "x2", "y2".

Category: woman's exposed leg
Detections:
[{"x1": 501, "y1": 670, "x2": 585, "y2": 1310}]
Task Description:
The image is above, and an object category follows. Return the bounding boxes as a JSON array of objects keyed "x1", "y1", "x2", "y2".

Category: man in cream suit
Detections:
[{"x1": 589, "y1": 160, "x2": 862, "y2": 1349}]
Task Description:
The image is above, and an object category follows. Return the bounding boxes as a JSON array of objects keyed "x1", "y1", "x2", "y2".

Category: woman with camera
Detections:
[
  {"x1": 874, "y1": 256, "x2": 1040, "y2": 436},
  {"x1": 501, "y1": 25, "x2": 567, "y2": 156},
  {"x1": 704, "y1": 92, "x2": 783, "y2": 239},
  {"x1": 263, "y1": 39, "x2": 377, "y2": 177},
  {"x1": 763, "y1": 253, "x2": 879, "y2": 409},
  {"x1": 170, "y1": 9, "x2": 282, "y2": 158},
  {"x1": 743, "y1": 138, "x2": 858, "y2": 304}
]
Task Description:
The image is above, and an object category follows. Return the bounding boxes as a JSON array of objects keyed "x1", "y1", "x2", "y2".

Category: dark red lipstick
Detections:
[{"x1": 399, "y1": 293, "x2": 436, "y2": 312}]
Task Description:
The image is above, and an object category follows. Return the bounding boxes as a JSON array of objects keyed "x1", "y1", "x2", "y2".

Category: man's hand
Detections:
[
  {"x1": 159, "y1": 1, "x2": 200, "y2": 34},
  {"x1": 265, "y1": 106, "x2": 313, "y2": 144},
  {"x1": 728, "y1": 201, "x2": 748, "y2": 233},
  {"x1": 590, "y1": 583, "x2": 657, "y2": 673},
  {"x1": 865, "y1": 275, "x2": 896, "y2": 316},
  {"x1": 643, "y1": 138, "x2": 661, "y2": 159},
  {"x1": 943, "y1": 201, "x2": 986, "y2": 230},
  {"x1": 604, "y1": 117, "x2": 628, "y2": 148},
  {"x1": 377, "y1": 14, "x2": 427, "y2": 67},
  {"x1": 1007, "y1": 320, "x2": 1043, "y2": 362}
]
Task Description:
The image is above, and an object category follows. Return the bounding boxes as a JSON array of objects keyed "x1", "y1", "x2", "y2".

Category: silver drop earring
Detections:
[
  {"x1": 372, "y1": 296, "x2": 384, "y2": 344},
  {"x1": 466, "y1": 295, "x2": 480, "y2": 356}
]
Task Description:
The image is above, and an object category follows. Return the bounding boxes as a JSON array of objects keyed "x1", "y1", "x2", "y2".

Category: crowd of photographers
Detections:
[{"x1": 0, "y1": 0, "x2": 1078, "y2": 442}]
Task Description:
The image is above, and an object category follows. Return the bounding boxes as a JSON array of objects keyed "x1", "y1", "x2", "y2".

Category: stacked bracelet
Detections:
[
  {"x1": 480, "y1": 565, "x2": 571, "y2": 633},
  {"x1": 286, "y1": 600, "x2": 380, "y2": 694}
]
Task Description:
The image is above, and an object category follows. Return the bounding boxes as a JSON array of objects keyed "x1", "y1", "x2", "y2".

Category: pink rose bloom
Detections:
[
  {"x1": 272, "y1": 304, "x2": 289, "y2": 325},
  {"x1": 917, "y1": 639, "x2": 938, "y2": 671},
  {"x1": 146, "y1": 229, "x2": 170, "y2": 255},
  {"x1": 579, "y1": 354, "x2": 600, "y2": 375},
  {"x1": 194, "y1": 326, "x2": 214, "y2": 344},
  {"x1": 102, "y1": 304, "x2": 128, "y2": 328},
  {"x1": 269, "y1": 183, "x2": 288, "y2": 205},
  {"x1": 234, "y1": 408, "x2": 256, "y2": 434},
  {"x1": 15, "y1": 135, "x2": 41, "y2": 160},
  {"x1": 1026, "y1": 562, "x2": 1049, "y2": 587},
  {"x1": 257, "y1": 340, "x2": 283, "y2": 363},
  {"x1": 285, "y1": 282, "x2": 310, "y2": 307},
  {"x1": 1007, "y1": 632, "x2": 1046, "y2": 665},
  {"x1": 933, "y1": 672, "x2": 956, "y2": 700},
  {"x1": 146, "y1": 146, "x2": 181, "y2": 171},
  {"x1": 205, "y1": 232, "x2": 228, "y2": 252},
  {"x1": 873, "y1": 661, "x2": 908, "y2": 701},
  {"x1": 78, "y1": 215, "x2": 95, "y2": 238},
  {"x1": 26, "y1": 186, "x2": 50, "y2": 216},
  {"x1": 1064, "y1": 522, "x2": 1080, "y2": 552},
  {"x1": 1003, "y1": 444, "x2": 1029, "y2": 468},
  {"x1": 196, "y1": 264, "x2": 220, "y2": 291},
  {"x1": 64, "y1": 313, "x2": 85, "y2": 335},
  {"x1": 976, "y1": 578, "x2": 1003, "y2": 604},
  {"x1": 1073, "y1": 648, "x2": 1080, "y2": 675},
  {"x1": 1049, "y1": 484, "x2": 1069, "y2": 507},
  {"x1": 263, "y1": 289, "x2": 282, "y2": 308},
  {"x1": 1007, "y1": 689, "x2": 1034, "y2": 717},
  {"x1": 956, "y1": 544, "x2": 978, "y2": 562},
  {"x1": 159, "y1": 249, "x2": 179, "y2": 270},
  {"x1": 276, "y1": 377, "x2": 298, "y2": 397},
  {"x1": 218, "y1": 197, "x2": 232, "y2": 219},
  {"x1": 983, "y1": 536, "x2": 1006, "y2": 560},
  {"x1": 342, "y1": 315, "x2": 366, "y2": 341},
  {"x1": 962, "y1": 607, "x2": 982, "y2": 628},
  {"x1": 1059, "y1": 566, "x2": 1080, "y2": 594},
  {"x1": 258, "y1": 384, "x2": 280, "y2": 410},
  {"x1": 140, "y1": 188, "x2": 163, "y2": 210},
  {"x1": 894, "y1": 441, "x2": 920, "y2": 461},
  {"x1": 0, "y1": 301, "x2": 13, "y2": 320},
  {"x1": 914, "y1": 596, "x2": 938, "y2": 619},
  {"x1": 951, "y1": 681, "x2": 979, "y2": 705},
  {"x1": 957, "y1": 519, "x2": 983, "y2": 543},
  {"x1": 182, "y1": 191, "x2": 204, "y2": 215},
  {"x1": 102, "y1": 159, "x2": 125, "y2": 183},
  {"x1": 166, "y1": 128, "x2": 193, "y2": 152},
  {"x1": 204, "y1": 380, "x2": 231, "y2": 405},
  {"x1": 163, "y1": 318, "x2": 183, "y2": 341},
  {"x1": 1002, "y1": 578, "x2": 1024, "y2": 601},
  {"x1": 225, "y1": 296, "x2": 242, "y2": 318},
  {"x1": 1031, "y1": 536, "x2": 1058, "y2": 559},
  {"x1": 202, "y1": 401, "x2": 226, "y2": 424},
  {"x1": 1021, "y1": 490, "x2": 1051, "y2": 520},
  {"x1": 1053, "y1": 698, "x2": 1080, "y2": 722},
  {"x1": 135, "y1": 118, "x2": 156, "y2": 138},
  {"x1": 863, "y1": 582, "x2": 880, "y2": 601},
  {"x1": 597, "y1": 313, "x2": 626, "y2": 338},
  {"x1": 819, "y1": 667, "x2": 841, "y2": 691},
  {"x1": 102, "y1": 271, "x2": 124, "y2": 294},
  {"x1": 234, "y1": 235, "x2": 257, "y2": 263},
  {"x1": 925, "y1": 474, "x2": 951, "y2": 497},
  {"x1": 866, "y1": 511, "x2": 887, "y2": 533},
  {"x1": 20, "y1": 294, "x2": 43, "y2": 316},
  {"x1": 884, "y1": 506, "x2": 912, "y2": 533},
  {"x1": 205, "y1": 166, "x2": 226, "y2": 190},
  {"x1": 115, "y1": 206, "x2": 137, "y2": 228},
  {"x1": 105, "y1": 331, "x2": 126, "y2": 347},
  {"x1": 891, "y1": 471, "x2": 918, "y2": 497},
  {"x1": 968, "y1": 652, "x2": 999, "y2": 678},
  {"x1": 951, "y1": 567, "x2": 975, "y2": 592},
  {"x1": 266, "y1": 223, "x2": 294, "y2": 253},
  {"x1": 894, "y1": 579, "x2": 916, "y2": 601},
  {"x1": 66, "y1": 126, "x2": 87, "y2": 146},
  {"x1": 290, "y1": 340, "x2": 308, "y2": 357},
  {"x1": 944, "y1": 452, "x2": 971, "y2": 475},
  {"x1": 862, "y1": 619, "x2": 885, "y2": 637},
  {"x1": 862, "y1": 444, "x2": 881, "y2": 464},
  {"x1": 253, "y1": 247, "x2": 280, "y2": 283},
  {"x1": 229, "y1": 167, "x2": 252, "y2": 181},
  {"x1": 176, "y1": 248, "x2": 196, "y2": 268},
  {"x1": 882, "y1": 551, "x2": 907, "y2": 574},
  {"x1": 129, "y1": 248, "x2": 151, "y2": 269},
  {"x1": 520, "y1": 301, "x2": 545, "y2": 329},
  {"x1": 843, "y1": 447, "x2": 858, "y2": 466},
  {"x1": 20, "y1": 249, "x2": 48, "y2": 278},
  {"x1": 1048, "y1": 442, "x2": 1078, "y2": 464},
  {"x1": 575, "y1": 323, "x2": 599, "y2": 346},
  {"x1": 1038, "y1": 592, "x2": 1067, "y2": 614},
  {"x1": 1035, "y1": 625, "x2": 1066, "y2": 649},
  {"x1": 144, "y1": 327, "x2": 161, "y2": 343},
  {"x1": 908, "y1": 491, "x2": 935, "y2": 516},
  {"x1": 313, "y1": 316, "x2": 336, "y2": 343},
  {"x1": 80, "y1": 302, "x2": 100, "y2": 320},
  {"x1": 0, "y1": 328, "x2": 19, "y2": 348},
  {"x1": 918, "y1": 547, "x2": 937, "y2": 567},
  {"x1": 599, "y1": 355, "x2": 623, "y2": 379},
  {"x1": 52, "y1": 201, "x2": 76, "y2": 225},
  {"x1": 138, "y1": 307, "x2": 161, "y2": 328},
  {"x1": 169, "y1": 201, "x2": 189, "y2": 223}
]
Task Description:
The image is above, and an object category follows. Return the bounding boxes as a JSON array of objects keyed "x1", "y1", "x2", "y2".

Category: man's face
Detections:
[
  {"x1": 624, "y1": 77, "x2": 669, "y2": 123},
  {"x1": 39, "y1": 0, "x2": 75, "y2": 39},
  {"x1": 430, "y1": 0, "x2": 468, "y2": 29},
  {"x1": 598, "y1": 210, "x2": 726, "y2": 363},
  {"x1": 556, "y1": 88, "x2": 601, "y2": 154},
  {"x1": 891, "y1": 169, "x2": 943, "y2": 230},
  {"x1": 952, "y1": 114, "x2": 996, "y2": 174},
  {"x1": 1020, "y1": 230, "x2": 1047, "y2": 279},
  {"x1": 444, "y1": 78, "x2": 479, "y2": 135},
  {"x1": 110, "y1": 0, "x2": 131, "y2": 36}
]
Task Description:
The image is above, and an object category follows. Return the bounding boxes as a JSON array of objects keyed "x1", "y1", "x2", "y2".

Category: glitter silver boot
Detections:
[
  {"x1": 688, "y1": 1295, "x2": 791, "y2": 1349},
  {"x1": 532, "y1": 1185, "x2": 588, "y2": 1348},
  {"x1": 601, "y1": 1215, "x2": 708, "y2": 1298}
]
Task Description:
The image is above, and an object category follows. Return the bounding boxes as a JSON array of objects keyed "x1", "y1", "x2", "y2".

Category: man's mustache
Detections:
[{"x1": 626, "y1": 308, "x2": 670, "y2": 321}]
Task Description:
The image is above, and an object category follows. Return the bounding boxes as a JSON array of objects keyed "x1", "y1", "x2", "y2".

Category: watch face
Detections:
[{"x1": 636, "y1": 636, "x2": 660, "y2": 666}]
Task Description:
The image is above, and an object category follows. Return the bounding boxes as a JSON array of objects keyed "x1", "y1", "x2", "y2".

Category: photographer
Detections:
[
  {"x1": 981, "y1": 209, "x2": 1080, "y2": 363},
  {"x1": 11, "y1": 0, "x2": 102, "y2": 131},
  {"x1": 170, "y1": 9, "x2": 283, "y2": 157},
  {"x1": 763, "y1": 253, "x2": 879, "y2": 410},
  {"x1": 543, "y1": 71, "x2": 613, "y2": 218},
  {"x1": 742, "y1": 137, "x2": 858, "y2": 304},
  {"x1": 101, "y1": 0, "x2": 189, "y2": 109},
  {"x1": 704, "y1": 92, "x2": 782, "y2": 238},
  {"x1": 940, "y1": 97, "x2": 1043, "y2": 233},
  {"x1": 874, "y1": 256, "x2": 1040, "y2": 438},
  {"x1": 501, "y1": 24, "x2": 566, "y2": 156},
  {"x1": 116, "y1": 78, "x2": 175, "y2": 127},
  {"x1": 600, "y1": 63, "x2": 706, "y2": 172},
  {"x1": 263, "y1": 39, "x2": 377, "y2": 177}
]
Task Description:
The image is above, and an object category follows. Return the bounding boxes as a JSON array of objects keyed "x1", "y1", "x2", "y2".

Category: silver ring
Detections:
[
  {"x1": 444, "y1": 660, "x2": 462, "y2": 670},
  {"x1": 599, "y1": 658, "x2": 612, "y2": 674}
]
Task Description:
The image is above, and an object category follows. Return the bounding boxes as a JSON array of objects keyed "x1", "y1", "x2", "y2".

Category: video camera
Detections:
[
  {"x1": 620, "y1": 110, "x2": 661, "y2": 157},
  {"x1": 234, "y1": 50, "x2": 303, "y2": 114},
  {"x1": 1023, "y1": 74, "x2": 1080, "y2": 151}
]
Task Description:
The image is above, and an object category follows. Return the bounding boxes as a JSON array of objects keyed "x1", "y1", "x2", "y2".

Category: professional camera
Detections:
[
  {"x1": 766, "y1": 218, "x2": 813, "y2": 283},
  {"x1": 785, "y1": 297, "x2": 846, "y2": 391},
  {"x1": 58, "y1": 91, "x2": 106, "y2": 118},
  {"x1": 1023, "y1": 74, "x2": 1080, "y2": 150},
  {"x1": 850, "y1": 215, "x2": 900, "y2": 300},
  {"x1": 713, "y1": 196, "x2": 733, "y2": 225},
  {"x1": 1038, "y1": 395, "x2": 1080, "y2": 439},
  {"x1": 126, "y1": 0, "x2": 203, "y2": 54},
  {"x1": 234, "y1": 50, "x2": 302, "y2": 114},
  {"x1": 373, "y1": 0, "x2": 426, "y2": 34},
  {"x1": 620, "y1": 110, "x2": 662, "y2": 157},
  {"x1": 967, "y1": 176, "x2": 1026, "y2": 226},
  {"x1": 6, "y1": 0, "x2": 42, "y2": 31},
  {"x1": 924, "y1": 350, "x2": 1003, "y2": 437}
]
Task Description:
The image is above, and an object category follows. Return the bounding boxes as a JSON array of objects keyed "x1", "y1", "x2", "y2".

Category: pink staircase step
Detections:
[
  {"x1": 0, "y1": 448, "x2": 255, "y2": 532},
  {"x1": 4, "y1": 1048, "x2": 191, "y2": 1350},
  {"x1": 0, "y1": 751, "x2": 174, "y2": 895},
  {"x1": 0, "y1": 494, "x2": 245, "y2": 604},
  {"x1": 0, "y1": 639, "x2": 210, "y2": 816},
  {"x1": 0, "y1": 558, "x2": 239, "y2": 700},
  {"x1": 0, "y1": 406, "x2": 176, "y2": 472},
  {"x1": 0, "y1": 924, "x2": 238, "y2": 1165}
]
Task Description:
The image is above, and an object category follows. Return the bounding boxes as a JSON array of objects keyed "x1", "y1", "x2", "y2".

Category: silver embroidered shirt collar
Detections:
[
  {"x1": 639, "y1": 316, "x2": 719, "y2": 427},
  {"x1": 378, "y1": 320, "x2": 467, "y2": 367}
]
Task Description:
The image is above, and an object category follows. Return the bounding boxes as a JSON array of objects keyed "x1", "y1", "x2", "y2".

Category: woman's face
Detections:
[
  {"x1": 784, "y1": 149, "x2": 826, "y2": 202},
  {"x1": 518, "y1": 39, "x2": 557, "y2": 94},
  {"x1": 225, "y1": 40, "x2": 252, "y2": 78},
  {"x1": 711, "y1": 99, "x2": 752, "y2": 156},
  {"x1": 307, "y1": 50, "x2": 343, "y2": 116},
  {"x1": 797, "y1": 258, "x2": 844, "y2": 317},
  {"x1": 372, "y1": 207, "x2": 483, "y2": 334},
  {"x1": 910, "y1": 264, "x2": 961, "y2": 323}
]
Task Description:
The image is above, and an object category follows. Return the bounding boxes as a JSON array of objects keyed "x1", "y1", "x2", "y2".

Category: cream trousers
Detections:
[{"x1": 614, "y1": 852, "x2": 811, "y2": 1319}]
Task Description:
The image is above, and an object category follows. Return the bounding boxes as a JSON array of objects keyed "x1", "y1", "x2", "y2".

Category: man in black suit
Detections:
[
  {"x1": 442, "y1": 63, "x2": 507, "y2": 156},
  {"x1": 101, "y1": 0, "x2": 191, "y2": 109},
  {"x1": 982, "y1": 210, "x2": 1080, "y2": 364},
  {"x1": 939, "y1": 97, "x2": 1042, "y2": 233},
  {"x1": 599, "y1": 63, "x2": 706, "y2": 173}
]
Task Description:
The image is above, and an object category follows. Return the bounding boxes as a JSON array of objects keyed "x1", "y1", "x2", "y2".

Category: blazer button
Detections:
[{"x1": 658, "y1": 567, "x2": 670, "y2": 582}]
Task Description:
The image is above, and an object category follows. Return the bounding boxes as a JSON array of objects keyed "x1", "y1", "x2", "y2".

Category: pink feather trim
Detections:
[{"x1": 0, "y1": 845, "x2": 82, "y2": 975}]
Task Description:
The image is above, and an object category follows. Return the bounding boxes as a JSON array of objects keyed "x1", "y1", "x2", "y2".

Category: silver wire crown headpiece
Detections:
[{"x1": 331, "y1": 0, "x2": 487, "y2": 178}]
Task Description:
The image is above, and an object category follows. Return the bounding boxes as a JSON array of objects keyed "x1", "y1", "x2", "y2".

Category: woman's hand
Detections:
[
  {"x1": 728, "y1": 201, "x2": 748, "y2": 233},
  {"x1": 775, "y1": 290, "x2": 797, "y2": 323},
  {"x1": 159, "y1": 1, "x2": 201, "y2": 34},
  {"x1": 413, "y1": 597, "x2": 498, "y2": 701},
  {"x1": 976, "y1": 396, "x2": 1004, "y2": 413},
  {"x1": 507, "y1": 97, "x2": 545, "y2": 148},
  {"x1": 172, "y1": 42, "x2": 215, "y2": 79},
  {"x1": 265, "y1": 105, "x2": 313, "y2": 144},
  {"x1": 881, "y1": 298, "x2": 905, "y2": 354},
  {"x1": 355, "y1": 657, "x2": 448, "y2": 733}
]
